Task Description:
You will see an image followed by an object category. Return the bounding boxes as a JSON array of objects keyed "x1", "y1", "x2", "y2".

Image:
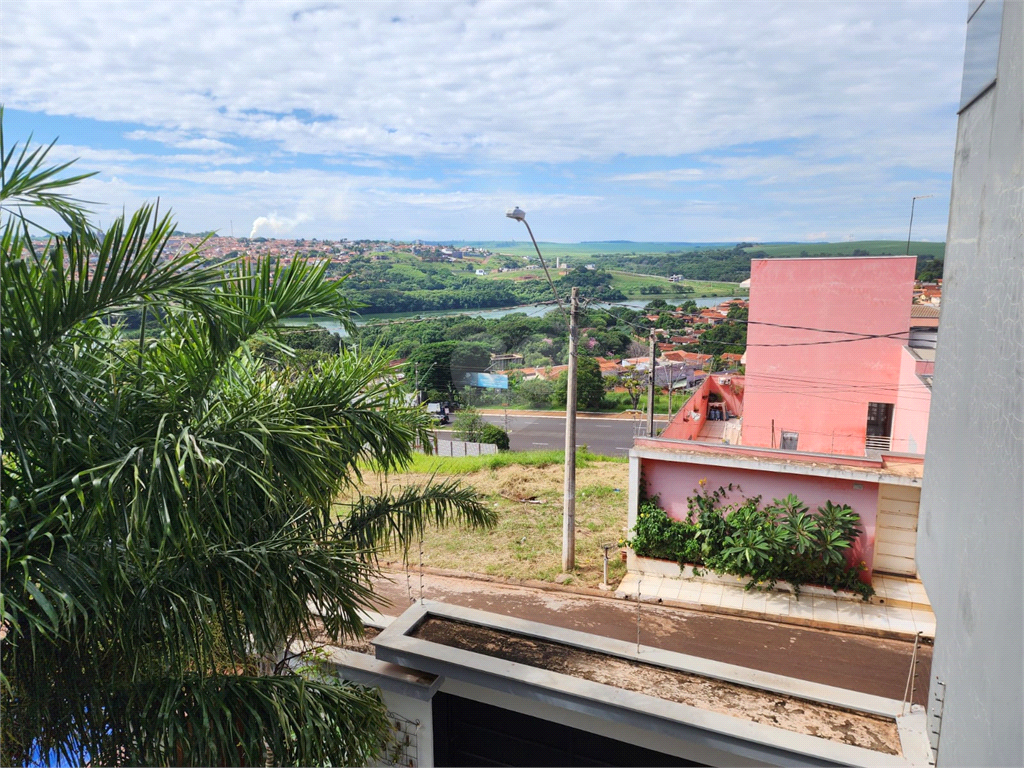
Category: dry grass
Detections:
[{"x1": 347, "y1": 459, "x2": 632, "y2": 589}]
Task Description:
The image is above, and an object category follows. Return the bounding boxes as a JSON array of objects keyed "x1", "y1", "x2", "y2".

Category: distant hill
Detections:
[
  {"x1": 743, "y1": 240, "x2": 945, "y2": 259},
  {"x1": 460, "y1": 241, "x2": 731, "y2": 258}
]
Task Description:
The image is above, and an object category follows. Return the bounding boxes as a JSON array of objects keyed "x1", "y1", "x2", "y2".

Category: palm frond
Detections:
[
  {"x1": 340, "y1": 477, "x2": 497, "y2": 558},
  {"x1": 0, "y1": 107, "x2": 97, "y2": 234}
]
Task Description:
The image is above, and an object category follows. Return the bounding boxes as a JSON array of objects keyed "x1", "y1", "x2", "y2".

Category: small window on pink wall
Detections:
[{"x1": 780, "y1": 431, "x2": 798, "y2": 450}]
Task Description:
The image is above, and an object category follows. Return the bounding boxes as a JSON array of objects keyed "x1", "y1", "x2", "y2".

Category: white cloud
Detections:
[
  {"x1": 609, "y1": 169, "x2": 706, "y2": 183},
  {"x1": 2, "y1": 1, "x2": 964, "y2": 166},
  {"x1": 249, "y1": 213, "x2": 311, "y2": 238},
  {"x1": 1, "y1": 0, "x2": 966, "y2": 241}
]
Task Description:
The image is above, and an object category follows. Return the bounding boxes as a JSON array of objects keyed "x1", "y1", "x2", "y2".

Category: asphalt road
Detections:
[{"x1": 473, "y1": 413, "x2": 668, "y2": 457}]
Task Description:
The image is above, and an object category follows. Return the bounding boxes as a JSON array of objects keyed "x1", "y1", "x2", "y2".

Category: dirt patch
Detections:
[{"x1": 413, "y1": 617, "x2": 902, "y2": 755}]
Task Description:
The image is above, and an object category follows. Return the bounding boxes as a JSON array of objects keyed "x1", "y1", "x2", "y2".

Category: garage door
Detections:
[
  {"x1": 874, "y1": 484, "x2": 921, "y2": 576},
  {"x1": 432, "y1": 692, "x2": 700, "y2": 767}
]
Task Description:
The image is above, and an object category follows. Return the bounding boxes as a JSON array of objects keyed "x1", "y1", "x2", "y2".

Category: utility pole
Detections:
[
  {"x1": 906, "y1": 194, "x2": 934, "y2": 254},
  {"x1": 562, "y1": 287, "x2": 580, "y2": 572},
  {"x1": 667, "y1": 362, "x2": 675, "y2": 420},
  {"x1": 646, "y1": 328, "x2": 657, "y2": 437}
]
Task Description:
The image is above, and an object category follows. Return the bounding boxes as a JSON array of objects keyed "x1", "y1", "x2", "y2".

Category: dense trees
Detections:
[
  {"x1": 404, "y1": 341, "x2": 492, "y2": 400},
  {"x1": 551, "y1": 355, "x2": 607, "y2": 411},
  {"x1": 1, "y1": 123, "x2": 493, "y2": 766},
  {"x1": 334, "y1": 262, "x2": 627, "y2": 314},
  {"x1": 359, "y1": 305, "x2": 644, "y2": 378}
]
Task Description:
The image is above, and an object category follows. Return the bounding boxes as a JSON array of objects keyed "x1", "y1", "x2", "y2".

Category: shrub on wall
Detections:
[{"x1": 630, "y1": 484, "x2": 872, "y2": 599}]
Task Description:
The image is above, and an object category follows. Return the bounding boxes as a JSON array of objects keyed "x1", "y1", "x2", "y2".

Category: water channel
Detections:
[{"x1": 284, "y1": 296, "x2": 742, "y2": 336}]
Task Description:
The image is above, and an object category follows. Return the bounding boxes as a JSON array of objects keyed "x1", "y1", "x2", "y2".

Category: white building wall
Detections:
[
  {"x1": 378, "y1": 690, "x2": 434, "y2": 768},
  {"x1": 916, "y1": 1, "x2": 1023, "y2": 765}
]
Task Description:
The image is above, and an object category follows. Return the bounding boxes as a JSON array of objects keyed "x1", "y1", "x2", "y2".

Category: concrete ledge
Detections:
[
  {"x1": 627, "y1": 552, "x2": 871, "y2": 603},
  {"x1": 631, "y1": 444, "x2": 923, "y2": 486},
  {"x1": 373, "y1": 601, "x2": 932, "y2": 767},
  {"x1": 299, "y1": 607, "x2": 443, "y2": 700}
]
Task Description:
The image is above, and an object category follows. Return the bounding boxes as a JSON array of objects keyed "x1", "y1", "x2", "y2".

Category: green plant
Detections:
[
  {"x1": 453, "y1": 407, "x2": 487, "y2": 441},
  {"x1": 551, "y1": 354, "x2": 605, "y2": 410},
  {"x1": 629, "y1": 485, "x2": 873, "y2": 600},
  {"x1": 0, "y1": 120, "x2": 496, "y2": 766},
  {"x1": 479, "y1": 424, "x2": 511, "y2": 451}
]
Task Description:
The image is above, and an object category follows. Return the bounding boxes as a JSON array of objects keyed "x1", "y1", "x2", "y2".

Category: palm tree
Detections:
[{"x1": 0, "y1": 115, "x2": 495, "y2": 766}]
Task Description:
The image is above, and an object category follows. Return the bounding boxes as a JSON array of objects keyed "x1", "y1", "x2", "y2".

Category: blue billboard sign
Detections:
[{"x1": 467, "y1": 372, "x2": 509, "y2": 389}]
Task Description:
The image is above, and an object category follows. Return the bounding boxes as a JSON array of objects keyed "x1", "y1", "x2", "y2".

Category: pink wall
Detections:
[
  {"x1": 742, "y1": 256, "x2": 917, "y2": 456},
  {"x1": 714, "y1": 375, "x2": 745, "y2": 417},
  {"x1": 661, "y1": 379, "x2": 709, "y2": 440},
  {"x1": 641, "y1": 457, "x2": 879, "y2": 583},
  {"x1": 662, "y1": 375, "x2": 745, "y2": 440},
  {"x1": 891, "y1": 347, "x2": 932, "y2": 455}
]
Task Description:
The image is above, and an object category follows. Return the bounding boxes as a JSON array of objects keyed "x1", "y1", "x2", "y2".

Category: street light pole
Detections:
[
  {"x1": 507, "y1": 207, "x2": 577, "y2": 572},
  {"x1": 906, "y1": 194, "x2": 934, "y2": 255},
  {"x1": 562, "y1": 287, "x2": 580, "y2": 572}
]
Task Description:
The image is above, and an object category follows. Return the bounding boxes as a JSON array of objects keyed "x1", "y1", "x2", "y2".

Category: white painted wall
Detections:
[
  {"x1": 378, "y1": 690, "x2": 434, "y2": 768},
  {"x1": 916, "y1": 1, "x2": 1024, "y2": 764}
]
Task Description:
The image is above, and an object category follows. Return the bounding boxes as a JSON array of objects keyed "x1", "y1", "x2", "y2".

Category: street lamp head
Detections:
[
  {"x1": 913, "y1": 194, "x2": 935, "y2": 201},
  {"x1": 506, "y1": 206, "x2": 527, "y2": 221}
]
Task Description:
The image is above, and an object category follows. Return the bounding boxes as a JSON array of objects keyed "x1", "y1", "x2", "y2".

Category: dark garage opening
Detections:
[{"x1": 432, "y1": 692, "x2": 703, "y2": 767}]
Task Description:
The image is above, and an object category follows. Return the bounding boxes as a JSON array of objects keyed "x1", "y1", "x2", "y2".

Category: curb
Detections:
[
  {"x1": 381, "y1": 563, "x2": 928, "y2": 644},
  {"x1": 614, "y1": 590, "x2": 933, "y2": 645}
]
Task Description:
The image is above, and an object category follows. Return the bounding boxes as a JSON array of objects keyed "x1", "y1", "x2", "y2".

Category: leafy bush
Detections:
[
  {"x1": 452, "y1": 408, "x2": 486, "y2": 441},
  {"x1": 516, "y1": 377, "x2": 554, "y2": 408},
  {"x1": 480, "y1": 424, "x2": 510, "y2": 451},
  {"x1": 630, "y1": 485, "x2": 872, "y2": 599}
]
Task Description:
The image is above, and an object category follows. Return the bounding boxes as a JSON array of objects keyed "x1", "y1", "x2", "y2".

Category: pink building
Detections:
[
  {"x1": 628, "y1": 256, "x2": 935, "y2": 581},
  {"x1": 742, "y1": 256, "x2": 917, "y2": 455}
]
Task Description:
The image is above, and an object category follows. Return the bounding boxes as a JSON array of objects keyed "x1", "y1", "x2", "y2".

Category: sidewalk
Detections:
[
  {"x1": 617, "y1": 570, "x2": 935, "y2": 641},
  {"x1": 370, "y1": 568, "x2": 931, "y2": 706}
]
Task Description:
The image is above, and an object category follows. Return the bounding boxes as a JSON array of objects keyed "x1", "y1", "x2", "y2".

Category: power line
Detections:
[
  {"x1": 743, "y1": 373, "x2": 933, "y2": 402},
  {"x1": 595, "y1": 299, "x2": 919, "y2": 347}
]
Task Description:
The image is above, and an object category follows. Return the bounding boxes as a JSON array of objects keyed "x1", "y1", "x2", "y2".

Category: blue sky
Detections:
[{"x1": 2, "y1": 1, "x2": 966, "y2": 243}]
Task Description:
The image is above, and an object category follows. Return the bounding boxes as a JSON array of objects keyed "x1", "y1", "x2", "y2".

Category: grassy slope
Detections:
[
  {"x1": 482, "y1": 268, "x2": 743, "y2": 299},
  {"x1": 347, "y1": 451, "x2": 631, "y2": 587},
  {"x1": 744, "y1": 241, "x2": 945, "y2": 259}
]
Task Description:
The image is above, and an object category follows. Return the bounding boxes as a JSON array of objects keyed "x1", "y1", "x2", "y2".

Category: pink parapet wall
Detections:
[
  {"x1": 640, "y1": 457, "x2": 879, "y2": 584},
  {"x1": 662, "y1": 375, "x2": 745, "y2": 441},
  {"x1": 891, "y1": 346, "x2": 932, "y2": 455},
  {"x1": 741, "y1": 256, "x2": 917, "y2": 456}
]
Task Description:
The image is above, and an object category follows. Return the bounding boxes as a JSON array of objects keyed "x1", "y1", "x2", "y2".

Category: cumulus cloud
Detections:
[
  {"x1": 2, "y1": 1, "x2": 964, "y2": 165},
  {"x1": 249, "y1": 213, "x2": 311, "y2": 238},
  {"x1": 0, "y1": 0, "x2": 964, "y2": 241}
]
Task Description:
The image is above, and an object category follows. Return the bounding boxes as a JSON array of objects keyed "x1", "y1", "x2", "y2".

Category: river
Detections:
[{"x1": 283, "y1": 296, "x2": 742, "y2": 336}]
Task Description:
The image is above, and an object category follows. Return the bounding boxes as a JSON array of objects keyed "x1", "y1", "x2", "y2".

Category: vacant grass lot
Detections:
[
  {"x1": 606, "y1": 271, "x2": 742, "y2": 298},
  {"x1": 344, "y1": 451, "x2": 631, "y2": 589}
]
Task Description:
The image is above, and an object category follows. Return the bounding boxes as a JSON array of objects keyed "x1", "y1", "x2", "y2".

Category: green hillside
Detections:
[
  {"x1": 744, "y1": 241, "x2": 945, "y2": 259},
  {"x1": 463, "y1": 241, "x2": 728, "y2": 260}
]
